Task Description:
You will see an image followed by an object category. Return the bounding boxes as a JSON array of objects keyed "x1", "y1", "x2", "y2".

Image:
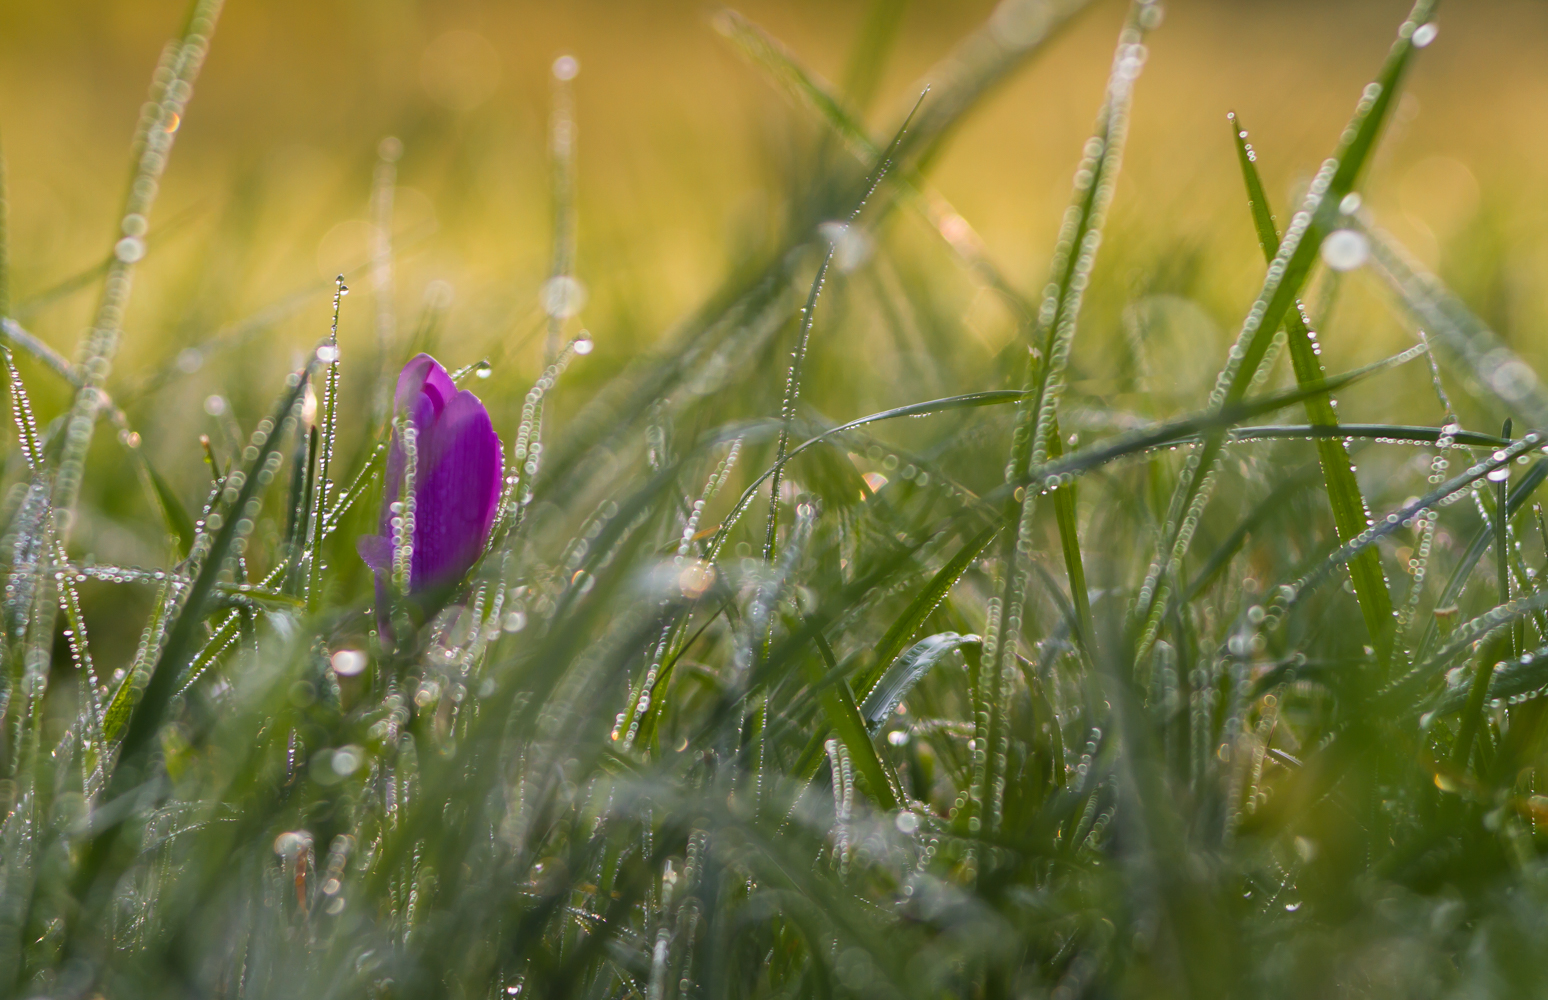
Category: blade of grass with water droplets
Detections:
[
  {"x1": 1230, "y1": 111, "x2": 1396, "y2": 666},
  {"x1": 306, "y1": 278, "x2": 347, "y2": 612},
  {"x1": 75, "y1": 362, "x2": 311, "y2": 900},
  {"x1": 806, "y1": 624, "x2": 900, "y2": 810},
  {"x1": 1362, "y1": 221, "x2": 1548, "y2": 428},
  {"x1": 1136, "y1": 0, "x2": 1438, "y2": 647},
  {"x1": 17, "y1": 4, "x2": 223, "y2": 797},
  {"x1": 860, "y1": 631, "x2": 980, "y2": 732},
  {"x1": 1266, "y1": 433, "x2": 1546, "y2": 656},
  {"x1": 1004, "y1": 347, "x2": 1429, "y2": 500},
  {"x1": 763, "y1": 90, "x2": 921, "y2": 562},
  {"x1": 715, "y1": 8, "x2": 1034, "y2": 318},
  {"x1": 975, "y1": 0, "x2": 1151, "y2": 840},
  {"x1": 1416, "y1": 461, "x2": 1548, "y2": 663}
]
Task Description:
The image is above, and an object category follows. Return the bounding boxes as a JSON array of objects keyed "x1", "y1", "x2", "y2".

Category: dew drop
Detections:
[
  {"x1": 541, "y1": 275, "x2": 587, "y2": 318},
  {"x1": 1412, "y1": 22, "x2": 1438, "y2": 47},
  {"x1": 1320, "y1": 229, "x2": 1369, "y2": 271},
  {"x1": 114, "y1": 236, "x2": 146, "y2": 263},
  {"x1": 330, "y1": 649, "x2": 368, "y2": 677}
]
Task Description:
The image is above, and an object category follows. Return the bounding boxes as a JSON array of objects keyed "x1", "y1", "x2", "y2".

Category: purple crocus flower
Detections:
[{"x1": 357, "y1": 354, "x2": 503, "y2": 595}]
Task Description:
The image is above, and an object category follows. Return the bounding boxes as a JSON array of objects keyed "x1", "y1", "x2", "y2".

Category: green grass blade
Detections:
[
  {"x1": 860, "y1": 631, "x2": 979, "y2": 731},
  {"x1": 974, "y1": 0, "x2": 1157, "y2": 840},
  {"x1": 1137, "y1": 0, "x2": 1439, "y2": 645},
  {"x1": 1230, "y1": 112, "x2": 1396, "y2": 665},
  {"x1": 138, "y1": 455, "x2": 196, "y2": 560},
  {"x1": 1280, "y1": 432, "x2": 1546, "y2": 621},
  {"x1": 88, "y1": 362, "x2": 311, "y2": 819},
  {"x1": 807, "y1": 626, "x2": 900, "y2": 810},
  {"x1": 1047, "y1": 419, "x2": 1096, "y2": 655}
]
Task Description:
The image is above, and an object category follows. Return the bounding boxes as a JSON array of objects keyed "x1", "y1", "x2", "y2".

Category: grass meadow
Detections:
[{"x1": 6, "y1": 0, "x2": 1548, "y2": 996}]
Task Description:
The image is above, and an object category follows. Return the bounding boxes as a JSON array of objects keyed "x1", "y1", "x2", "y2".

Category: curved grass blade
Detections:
[
  {"x1": 974, "y1": 0, "x2": 1156, "y2": 839},
  {"x1": 1416, "y1": 460, "x2": 1548, "y2": 662},
  {"x1": 1430, "y1": 640, "x2": 1548, "y2": 716},
  {"x1": 1017, "y1": 344, "x2": 1428, "y2": 491},
  {"x1": 1219, "y1": 423, "x2": 1507, "y2": 449},
  {"x1": 1274, "y1": 432, "x2": 1547, "y2": 632},
  {"x1": 1231, "y1": 111, "x2": 1395, "y2": 665},
  {"x1": 860, "y1": 631, "x2": 980, "y2": 732}
]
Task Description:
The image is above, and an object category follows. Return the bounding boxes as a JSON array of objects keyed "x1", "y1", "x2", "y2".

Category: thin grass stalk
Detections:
[
  {"x1": 763, "y1": 92, "x2": 922, "y2": 562},
  {"x1": 18, "y1": 3, "x2": 223, "y2": 787},
  {"x1": 0, "y1": 129, "x2": 9, "y2": 323},
  {"x1": 545, "y1": 55, "x2": 579, "y2": 364},
  {"x1": 307, "y1": 277, "x2": 348, "y2": 613},
  {"x1": 973, "y1": 0, "x2": 1152, "y2": 842},
  {"x1": 370, "y1": 137, "x2": 401, "y2": 429}
]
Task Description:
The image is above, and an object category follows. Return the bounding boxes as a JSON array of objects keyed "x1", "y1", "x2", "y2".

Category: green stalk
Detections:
[
  {"x1": 1135, "y1": 0, "x2": 1439, "y2": 650},
  {"x1": 1229, "y1": 112, "x2": 1396, "y2": 668}
]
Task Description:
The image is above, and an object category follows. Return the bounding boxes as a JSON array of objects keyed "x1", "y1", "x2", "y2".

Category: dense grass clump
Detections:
[{"x1": 9, "y1": 0, "x2": 1548, "y2": 996}]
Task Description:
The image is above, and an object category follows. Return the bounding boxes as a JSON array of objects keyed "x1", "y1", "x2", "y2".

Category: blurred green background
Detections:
[{"x1": 2, "y1": 0, "x2": 1545, "y2": 626}]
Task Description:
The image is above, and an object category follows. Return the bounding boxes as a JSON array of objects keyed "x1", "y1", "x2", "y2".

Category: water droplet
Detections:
[
  {"x1": 1487, "y1": 466, "x2": 1510, "y2": 482},
  {"x1": 552, "y1": 54, "x2": 579, "y2": 80},
  {"x1": 203, "y1": 394, "x2": 227, "y2": 416},
  {"x1": 1320, "y1": 229, "x2": 1369, "y2": 271},
  {"x1": 121, "y1": 213, "x2": 148, "y2": 237},
  {"x1": 114, "y1": 236, "x2": 146, "y2": 263},
  {"x1": 541, "y1": 275, "x2": 587, "y2": 318},
  {"x1": 331, "y1": 649, "x2": 368, "y2": 677},
  {"x1": 1338, "y1": 192, "x2": 1362, "y2": 215},
  {"x1": 573, "y1": 333, "x2": 595, "y2": 356},
  {"x1": 176, "y1": 347, "x2": 204, "y2": 373},
  {"x1": 316, "y1": 345, "x2": 340, "y2": 363},
  {"x1": 331, "y1": 745, "x2": 363, "y2": 776},
  {"x1": 1412, "y1": 22, "x2": 1438, "y2": 48}
]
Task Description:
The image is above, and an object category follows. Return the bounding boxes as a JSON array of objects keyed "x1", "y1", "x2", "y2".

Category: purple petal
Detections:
[
  {"x1": 394, "y1": 353, "x2": 456, "y2": 418},
  {"x1": 410, "y1": 389, "x2": 503, "y2": 589}
]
